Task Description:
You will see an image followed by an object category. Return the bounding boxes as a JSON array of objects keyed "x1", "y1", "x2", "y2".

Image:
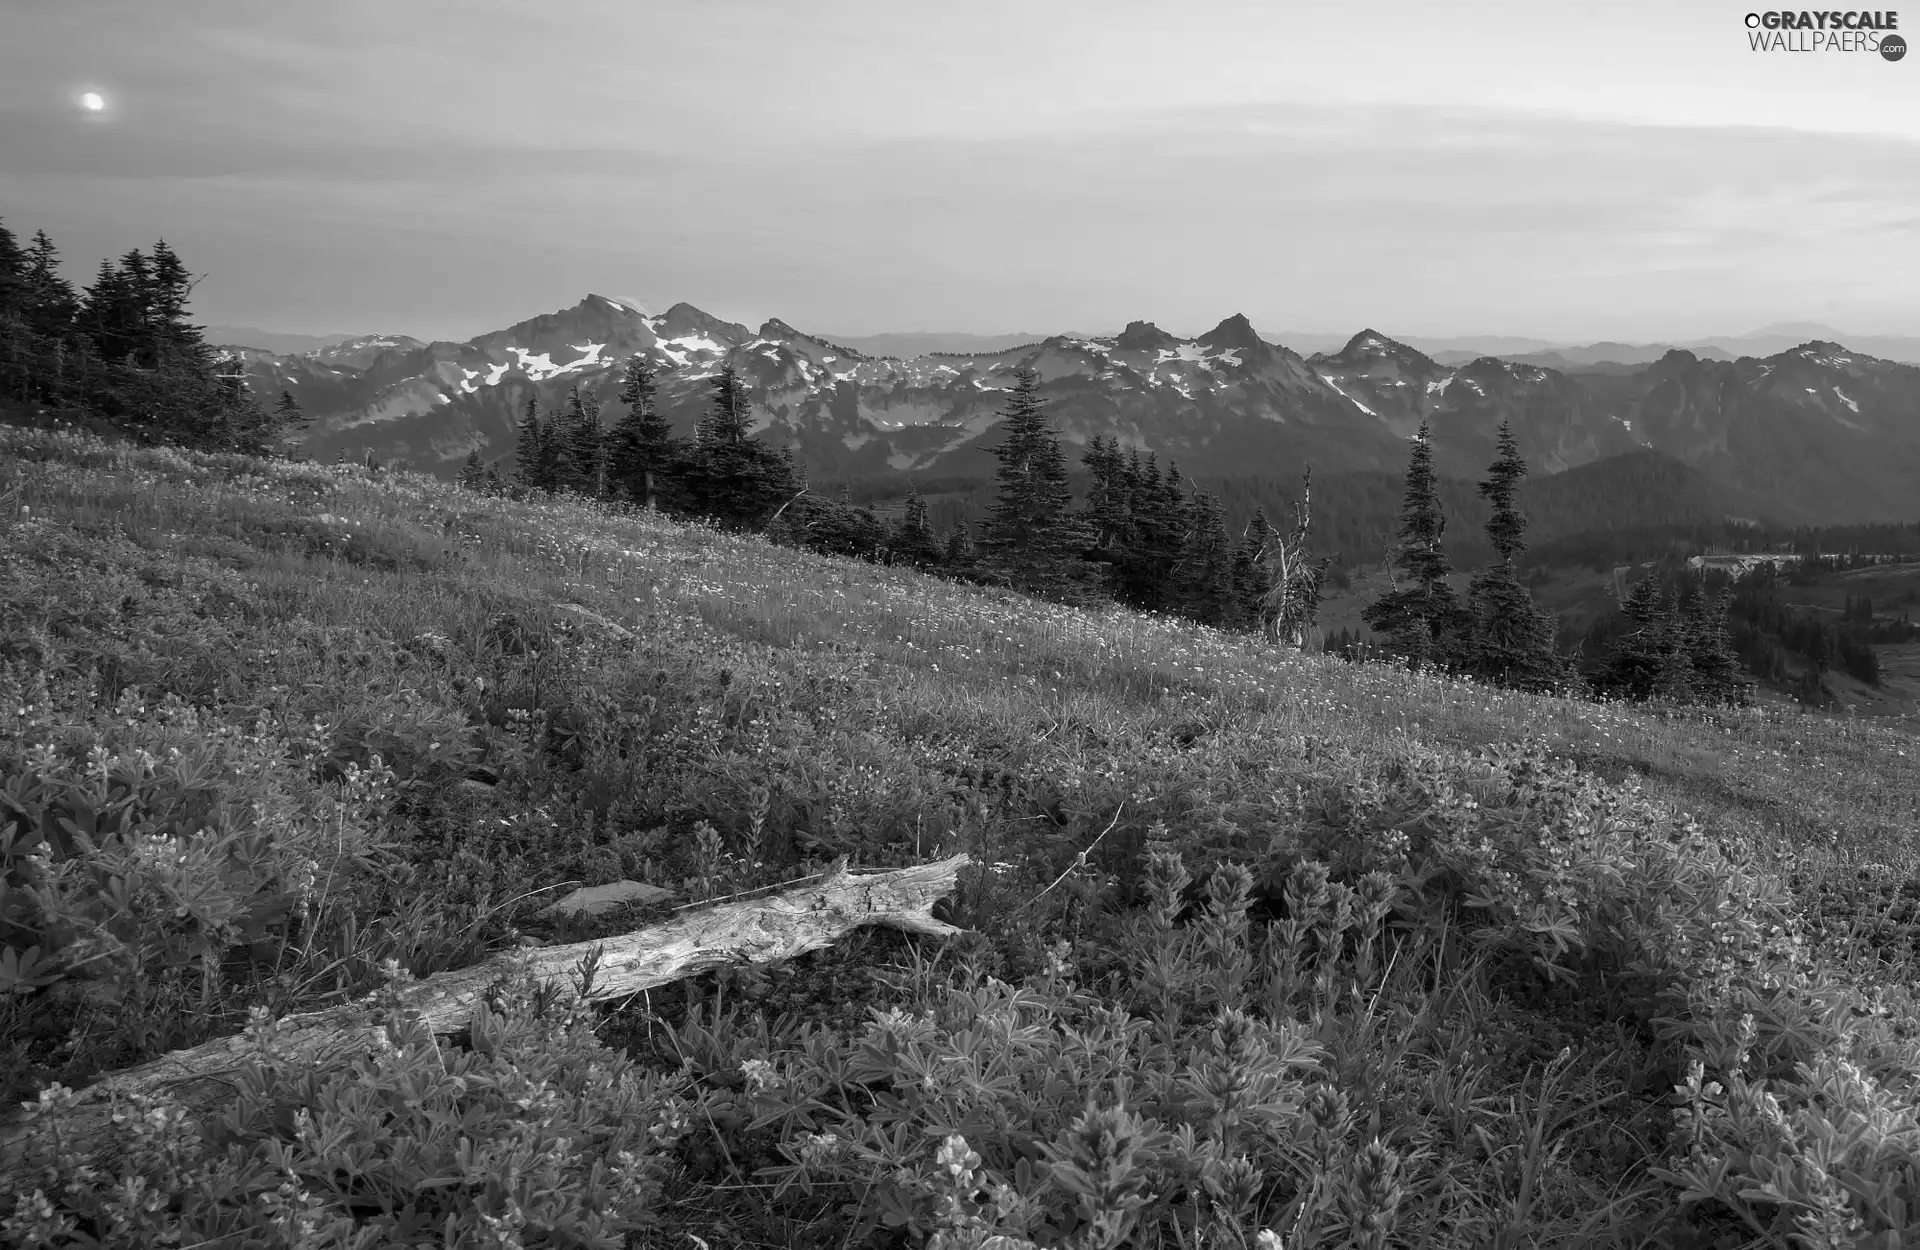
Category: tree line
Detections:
[
  {"x1": 0, "y1": 218, "x2": 1766, "y2": 713},
  {"x1": 0, "y1": 219, "x2": 304, "y2": 454}
]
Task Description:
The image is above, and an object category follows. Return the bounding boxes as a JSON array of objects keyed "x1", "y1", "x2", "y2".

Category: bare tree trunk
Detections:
[{"x1": 0, "y1": 855, "x2": 971, "y2": 1171}]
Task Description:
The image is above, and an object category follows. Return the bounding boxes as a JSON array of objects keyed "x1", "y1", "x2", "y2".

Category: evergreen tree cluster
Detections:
[
  {"x1": 1589, "y1": 574, "x2": 1750, "y2": 706},
  {"x1": 0, "y1": 219, "x2": 290, "y2": 453},
  {"x1": 1354, "y1": 419, "x2": 1580, "y2": 695},
  {"x1": 479, "y1": 359, "x2": 801, "y2": 531},
  {"x1": 1076, "y1": 429, "x2": 1276, "y2": 626},
  {"x1": 1346, "y1": 418, "x2": 1753, "y2": 708},
  {"x1": 1714, "y1": 567, "x2": 1911, "y2": 694}
]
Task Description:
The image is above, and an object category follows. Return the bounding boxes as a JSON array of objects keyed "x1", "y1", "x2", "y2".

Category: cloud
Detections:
[{"x1": 6, "y1": 4, "x2": 1917, "y2": 340}]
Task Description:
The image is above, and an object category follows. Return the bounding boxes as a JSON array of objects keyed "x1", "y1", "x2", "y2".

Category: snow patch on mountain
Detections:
[
  {"x1": 1834, "y1": 387, "x2": 1859, "y2": 413},
  {"x1": 663, "y1": 334, "x2": 723, "y2": 355},
  {"x1": 1320, "y1": 375, "x2": 1377, "y2": 417},
  {"x1": 510, "y1": 348, "x2": 558, "y2": 379}
]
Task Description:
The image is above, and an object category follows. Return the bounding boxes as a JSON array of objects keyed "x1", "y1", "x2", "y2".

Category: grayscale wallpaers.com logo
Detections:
[{"x1": 1744, "y1": 9, "x2": 1905, "y2": 57}]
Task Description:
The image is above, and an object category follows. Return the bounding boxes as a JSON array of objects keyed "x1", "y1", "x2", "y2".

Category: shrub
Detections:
[{"x1": 4, "y1": 968, "x2": 689, "y2": 1247}]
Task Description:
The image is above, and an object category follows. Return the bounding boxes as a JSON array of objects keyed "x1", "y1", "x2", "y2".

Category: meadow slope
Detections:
[{"x1": 2, "y1": 424, "x2": 1918, "y2": 1248}]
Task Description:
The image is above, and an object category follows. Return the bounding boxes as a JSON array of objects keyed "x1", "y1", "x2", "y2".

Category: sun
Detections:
[{"x1": 79, "y1": 92, "x2": 106, "y2": 112}]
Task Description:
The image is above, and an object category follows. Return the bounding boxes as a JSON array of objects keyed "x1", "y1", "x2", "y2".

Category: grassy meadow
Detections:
[{"x1": 2, "y1": 422, "x2": 1918, "y2": 1248}]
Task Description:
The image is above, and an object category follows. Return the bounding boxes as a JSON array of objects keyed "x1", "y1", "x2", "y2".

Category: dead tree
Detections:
[
  {"x1": 0, "y1": 854, "x2": 970, "y2": 1172},
  {"x1": 1258, "y1": 467, "x2": 1330, "y2": 650}
]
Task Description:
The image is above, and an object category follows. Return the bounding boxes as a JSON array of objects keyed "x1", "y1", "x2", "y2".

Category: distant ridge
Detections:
[
  {"x1": 825, "y1": 330, "x2": 1102, "y2": 357},
  {"x1": 206, "y1": 326, "x2": 365, "y2": 355},
  {"x1": 233, "y1": 293, "x2": 1920, "y2": 525}
]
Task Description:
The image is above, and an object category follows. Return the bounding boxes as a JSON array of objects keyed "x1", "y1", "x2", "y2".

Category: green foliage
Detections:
[
  {"x1": 2, "y1": 423, "x2": 1917, "y2": 1249},
  {"x1": 0, "y1": 221, "x2": 268, "y2": 453},
  {"x1": 5, "y1": 969, "x2": 686, "y2": 1248},
  {"x1": 1456, "y1": 422, "x2": 1575, "y2": 695},
  {"x1": 675, "y1": 363, "x2": 801, "y2": 529},
  {"x1": 1362, "y1": 420, "x2": 1465, "y2": 671},
  {"x1": 607, "y1": 352, "x2": 678, "y2": 510},
  {"x1": 978, "y1": 367, "x2": 1101, "y2": 603}
]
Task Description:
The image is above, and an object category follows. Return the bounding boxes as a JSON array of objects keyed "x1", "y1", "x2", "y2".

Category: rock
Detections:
[{"x1": 544, "y1": 880, "x2": 678, "y2": 919}]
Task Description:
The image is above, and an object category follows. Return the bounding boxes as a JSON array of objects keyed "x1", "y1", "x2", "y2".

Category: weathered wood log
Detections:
[{"x1": 0, "y1": 853, "x2": 970, "y2": 1172}]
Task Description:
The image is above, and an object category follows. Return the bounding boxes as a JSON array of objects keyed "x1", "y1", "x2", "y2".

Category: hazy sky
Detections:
[{"x1": 3, "y1": 0, "x2": 1917, "y2": 343}]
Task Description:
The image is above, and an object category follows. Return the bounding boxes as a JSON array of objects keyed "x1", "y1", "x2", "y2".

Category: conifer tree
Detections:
[
  {"x1": 272, "y1": 389, "x2": 307, "y2": 433},
  {"x1": 976, "y1": 367, "x2": 1100, "y2": 601},
  {"x1": 1173, "y1": 488, "x2": 1236, "y2": 626},
  {"x1": 550, "y1": 385, "x2": 605, "y2": 496},
  {"x1": 1684, "y1": 582, "x2": 1749, "y2": 705},
  {"x1": 458, "y1": 449, "x2": 488, "y2": 490},
  {"x1": 1603, "y1": 574, "x2": 1694, "y2": 702},
  {"x1": 889, "y1": 485, "x2": 945, "y2": 568},
  {"x1": 1362, "y1": 420, "x2": 1463, "y2": 670},
  {"x1": 1229, "y1": 517, "x2": 1269, "y2": 633},
  {"x1": 1113, "y1": 453, "x2": 1184, "y2": 613},
  {"x1": 944, "y1": 524, "x2": 976, "y2": 570},
  {"x1": 1461, "y1": 421, "x2": 1572, "y2": 692},
  {"x1": 610, "y1": 353, "x2": 678, "y2": 509},
  {"x1": 1080, "y1": 435, "x2": 1132, "y2": 552},
  {"x1": 0, "y1": 219, "x2": 25, "y2": 312},
  {"x1": 697, "y1": 361, "x2": 754, "y2": 444},
  {"x1": 144, "y1": 240, "x2": 204, "y2": 364},
  {"x1": 0, "y1": 219, "x2": 31, "y2": 401},
  {"x1": 677, "y1": 361, "x2": 798, "y2": 527},
  {"x1": 22, "y1": 230, "x2": 79, "y2": 343},
  {"x1": 514, "y1": 395, "x2": 547, "y2": 492}
]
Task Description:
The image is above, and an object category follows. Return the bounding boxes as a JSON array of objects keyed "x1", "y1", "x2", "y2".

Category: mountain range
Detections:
[{"x1": 227, "y1": 296, "x2": 1920, "y2": 526}]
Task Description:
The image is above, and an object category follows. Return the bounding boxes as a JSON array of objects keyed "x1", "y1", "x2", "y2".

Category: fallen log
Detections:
[{"x1": 1, "y1": 853, "x2": 970, "y2": 1172}]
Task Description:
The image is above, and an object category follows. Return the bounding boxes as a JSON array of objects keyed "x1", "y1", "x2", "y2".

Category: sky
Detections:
[{"x1": 2, "y1": 0, "x2": 1917, "y2": 344}]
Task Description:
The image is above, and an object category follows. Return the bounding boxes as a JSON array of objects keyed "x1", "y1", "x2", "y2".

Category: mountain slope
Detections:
[{"x1": 246, "y1": 297, "x2": 1920, "y2": 525}]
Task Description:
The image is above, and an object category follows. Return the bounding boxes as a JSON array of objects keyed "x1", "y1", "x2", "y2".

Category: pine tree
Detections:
[
  {"x1": 1683, "y1": 583, "x2": 1749, "y2": 705},
  {"x1": 458, "y1": 450, "x2": 488, "y2": 490},
  {"x1": 1461, "y1": 421, "x2": 1571, "y2": 692},
  {"x1": 677, "y1": 363, "x2": 799, "y2": 527},
  {"x1": 144, "y1": 240, "x2": 204, "y2": 365},
  {"x1": 697, "y1": 361, "x2": 754, "y2": 444},
  {"x1": 22, "y1": 230, "x2": 79, "y2": 345},
  {"x1": 1113, "y1": 453, "x2": 1184, "y2": 613},
  {"x1": 1173, "y1": 488, "x2": 1236, "y2": 626},
  {"x1": 889, "y1": 485, "x2": 945, "y2": 568},
  {"x1": 975, "y1": 367, "x2": 1100, "y2": 601},
  {"x1": 80, "y1": 256, "x2": 143, "y2": 368},
  {"x1": 272, "y1": 389, "x2": 307, "y2": 432},
  {"x1": 610, "y1": 353, "x2": 678, "y2": 509},
  {"x1": 1603, "y1": 575, "x2": 1694, "y2": 702},
  {"x1": 514, "y1": 396, "x2": 547, "y2": 492},
  {"x1": 944, "y1": 524, "x2": 976, "y2": 569},
  {"x1": 550, "y1": 385, "x2": 604, "y2": 495},
  {"x1": 1362, "y1": 420, "x2": 1462, "y2": 671},
  {"x1": 0, "y1": 219, "x2": 24, "y2": 312},
  {"x1": 1080, "y1": 435, "x2": 1131, "y2": 552},
  {"x1": 0, "y1": 219, "x2": 31, "y2": 401}
]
